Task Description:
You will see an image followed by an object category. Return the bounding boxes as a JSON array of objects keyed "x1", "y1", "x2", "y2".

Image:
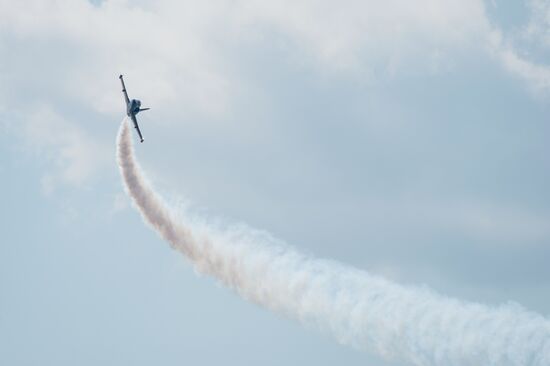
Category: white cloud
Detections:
[
  {"x1": 236, "y1": 0, "x2": 550, "y2": 92},
  {"x1": 495, "y1": 42, "x2": 550, "y2": 92},
  {"x1": 1, "y1": 0, "x2": 548, "y2": 106},
  {"x1": 0, "y1": 0, "x2": 495, "y2": 95},
  {"x1": 0, "y1": 0, "x2": 238, "y2": 119},
  {"x1": 0, "y1": 0, "x2": 549, "y2": 196},
  {"x1": 523, "y1": 0, "x2": 550, "y2": 47},
  {"x1": 236, "y1": 0, "x2": 491, "y2": 73},
  {"x1": 20, "y1": 105, "x2": 110, "y2": 193},
  {"x1": 483, "y1": 0, "x2": 550, "y2": 94}
]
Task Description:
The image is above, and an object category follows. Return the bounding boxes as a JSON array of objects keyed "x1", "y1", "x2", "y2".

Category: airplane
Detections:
[{"x1": 119, "y1": 74, "x2": 149, "y2": 143}]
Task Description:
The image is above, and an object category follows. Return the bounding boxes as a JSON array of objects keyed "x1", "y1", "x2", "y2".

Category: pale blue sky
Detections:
[{"x1": 1, "y1": 1, "x2": 549, "y2": 365}]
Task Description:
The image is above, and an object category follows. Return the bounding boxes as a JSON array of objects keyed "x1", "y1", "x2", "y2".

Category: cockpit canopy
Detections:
[{"x1": 128, "y1": 99, "x2": 142, "y2": 115}]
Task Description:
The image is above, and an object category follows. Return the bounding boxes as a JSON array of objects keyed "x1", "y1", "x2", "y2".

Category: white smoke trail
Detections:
[{"x1": 117, "y1": 119, "x2": 550, "y2": 366}]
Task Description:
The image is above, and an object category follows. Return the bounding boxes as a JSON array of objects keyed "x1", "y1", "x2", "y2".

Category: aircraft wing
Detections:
[
  {"x1": 131, "y1": 114, "x2": 144, "y2": 143},
  {"x1": 119, "y1": 75, "x2": 130, "y2": 106}
]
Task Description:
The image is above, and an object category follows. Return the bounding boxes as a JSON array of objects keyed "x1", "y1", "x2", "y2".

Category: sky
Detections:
[{"x1": 0, "y1": 1, "x2": 549, "y2": 365}]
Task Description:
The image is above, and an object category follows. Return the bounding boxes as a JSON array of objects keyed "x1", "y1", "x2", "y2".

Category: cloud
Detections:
[
  {"x1": 485, "y1": 0, "x2": 550, "y2": 95},
  {"x1": 0, "y1": 0, "x2": 548, "y2": 195},
  {"x1": 1, "y1": 0, "x2": 549, "y2": 107},
  {"x1": 0, "y1": 0, "x2": 241, "y2": 119},
  {"x1": 237, "y1": 0, "x2": 550, "y2": 92},
  {"x1": 236, "y1": 0, "x2": 491, "y2": 74},
  {"x1": 19, "y1": 105, "x2": 110, "y2": 193},
  {"x1": 494, "y1": 42, "x2": 550, "y2": 92},
  {"x1": 523, "y1": 0, "x2": 550, "y2": 48}
]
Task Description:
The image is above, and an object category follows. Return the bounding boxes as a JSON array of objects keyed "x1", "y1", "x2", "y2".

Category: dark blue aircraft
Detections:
[{"x1": 119, "y1": 74, "x2": 149, "y2": 143}]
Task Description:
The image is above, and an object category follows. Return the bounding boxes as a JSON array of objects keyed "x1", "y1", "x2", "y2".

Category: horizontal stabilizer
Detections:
[{"x1": 139, "y1": 108, "x2": 150, "y2": 112}]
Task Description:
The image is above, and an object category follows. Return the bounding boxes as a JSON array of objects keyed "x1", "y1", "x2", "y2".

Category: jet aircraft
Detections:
[{"x1": 119, "y1": 74, "x2": 149, "y2": 143}]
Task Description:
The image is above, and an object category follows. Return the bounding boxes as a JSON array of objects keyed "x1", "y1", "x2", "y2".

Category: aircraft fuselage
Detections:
[{"x1": 127, "y1": 99, "x2": 142, "y2": 117}]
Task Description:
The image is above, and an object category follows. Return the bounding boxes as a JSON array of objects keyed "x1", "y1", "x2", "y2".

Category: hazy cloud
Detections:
[
  {"x1": 19, "y1": 106, "x2": 109, "y2": 192},
  {"x1": 1, "y1": 0, "x2": 548, "y2": 111},
  {"x1": 523, "y1": 0, "x2": 550, "y2": 47}
]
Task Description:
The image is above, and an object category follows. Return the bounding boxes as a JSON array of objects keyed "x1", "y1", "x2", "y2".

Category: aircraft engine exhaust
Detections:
[{"x1": 116, "y1": 119, "x2": 550, "y2": 366}]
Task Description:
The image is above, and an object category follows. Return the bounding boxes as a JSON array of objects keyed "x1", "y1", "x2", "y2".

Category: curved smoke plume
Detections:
[{"x1": 117, "y1": 119, "x2": 550, "y2": 366}]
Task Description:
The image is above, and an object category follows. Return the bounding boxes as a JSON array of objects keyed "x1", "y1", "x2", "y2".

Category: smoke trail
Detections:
[{"x1": 117, "y1": 119, "x2": 550, "y2": 366}]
